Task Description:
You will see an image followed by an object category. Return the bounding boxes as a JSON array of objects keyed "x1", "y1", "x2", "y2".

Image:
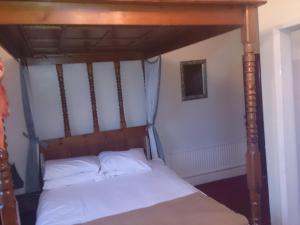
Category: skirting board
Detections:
[{"x1": 183, "y1": 165, "x2": 246, "y2": 186}]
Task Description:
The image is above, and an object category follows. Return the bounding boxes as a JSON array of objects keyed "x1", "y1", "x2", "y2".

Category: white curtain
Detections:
[{"x1": 144, "y1": 56, "x2": 164, "y2": 160}]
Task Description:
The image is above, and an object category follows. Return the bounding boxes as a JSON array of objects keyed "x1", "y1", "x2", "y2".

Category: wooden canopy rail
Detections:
[{"x1": 0, "y1": 1, "x2": 267, "y2": 225}]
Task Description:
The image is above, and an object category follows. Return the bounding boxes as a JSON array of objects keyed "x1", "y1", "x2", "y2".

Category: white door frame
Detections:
[{"x1": 261, "y1": 22, "x2": 300, "y2": 225}]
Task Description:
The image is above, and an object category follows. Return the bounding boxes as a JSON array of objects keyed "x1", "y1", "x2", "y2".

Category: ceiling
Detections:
[{"x1": 0, "y1": 25, "x2": 238, "y2": 64}]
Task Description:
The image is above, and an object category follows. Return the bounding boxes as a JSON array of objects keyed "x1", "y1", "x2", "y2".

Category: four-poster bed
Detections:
[{"x1": 0, "y1": 1, "x2": 266, "y2": 225}]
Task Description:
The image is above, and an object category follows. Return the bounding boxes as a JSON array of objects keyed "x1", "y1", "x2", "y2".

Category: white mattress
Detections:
[{"x1": 36, "y1": 160, "x2": 199, "y2": 225}]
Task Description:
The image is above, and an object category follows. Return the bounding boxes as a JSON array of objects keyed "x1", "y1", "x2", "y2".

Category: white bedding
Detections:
[{"x1": 36, "y1": 160, "x2": 199, "y2": 225}]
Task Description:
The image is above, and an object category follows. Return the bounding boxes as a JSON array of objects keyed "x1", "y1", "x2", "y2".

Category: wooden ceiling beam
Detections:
[
  {"x1": 0, "y1": 0, "x2": 267, "y2": 6},
  {"x1": 25, "y1": 51, "x2": 145, "y2": 65},
  {"x1": 0, "y1": 2, "x2": 245, "y2": 26}
]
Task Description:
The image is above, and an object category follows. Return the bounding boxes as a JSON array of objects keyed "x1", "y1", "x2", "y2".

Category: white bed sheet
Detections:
[{"x1": 36, "y1": 160, "x2": 199, "y2": 225}]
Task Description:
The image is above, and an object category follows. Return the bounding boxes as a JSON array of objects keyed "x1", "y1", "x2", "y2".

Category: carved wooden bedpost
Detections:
[
  {"x1": 0, "y1": 61, "x2": 19, "y2": 225},
  {"x1": 242, "y1": 6, "x2": 262, "y2": 225}
]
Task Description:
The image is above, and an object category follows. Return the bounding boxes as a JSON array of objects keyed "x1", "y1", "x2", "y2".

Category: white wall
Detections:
[
  {"x1": 28, "y1": 65, "x2": 65, "y2": 140},
  {"x1": 158, "y1": 29, "x2": 246, "y2": 184},
  {"x1": 0, "y1": 47, "x2": 28, "y2": 194},
  {"x1": 259, "y1": 0, "x2": 300, "y2": 35},
  {"x1": 291, "y1": 29, "x2": 300, "y2": 189},
  {"x1": 259, "y1": 1, "x2": 300, "y2": 224}
]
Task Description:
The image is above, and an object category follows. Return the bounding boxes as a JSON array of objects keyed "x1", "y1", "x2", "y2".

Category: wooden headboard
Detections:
[{"x1": 40, "y1": 126, "x2": 147, "y2": 160}]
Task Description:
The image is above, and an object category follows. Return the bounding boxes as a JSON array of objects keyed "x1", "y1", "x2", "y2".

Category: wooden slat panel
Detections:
[
  {"x1": 1, "y1": 25, "x2": 240, "y2": 63},
  {"x1": 114, "y1": 61, "x2": 127, "y2": 129},
  {"x1": 86, "y1": 63, "x2": 100, "y2": 132},
  {"x1": 0, "y1": 26, "x2": 30, "y2": 58},
  {"x1": 22, "y1": 26, "x2": 238, "y2": 64},
  {"x1": 56, "y1": 64, "x2": 71, "y2": 137},
  {"x1": 63, "y1": 26, "x2": 108, "y2": 39},
  {"x1": 145, "y1": 25, "x2": 238, "y2": 58},
  {"x1": 0, "y1": 2, "x2": 245, "y2": 25},
  {"x1": 26, "y1": 51, "x2": 145, "y2": 65},
  {"x1": 23, "y1": 25, "x2": 62, "y2": 39}
]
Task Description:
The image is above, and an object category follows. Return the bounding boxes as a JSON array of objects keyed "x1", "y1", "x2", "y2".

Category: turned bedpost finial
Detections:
[
  {"x1": 0, "y1": 58, "x2": 19, "y2": 225},
  {"x1": 242, "y1": 6, "x2": 262, "y2": 225},
  {"x1": 114, "y1": 61, "x2": 127, "y2": 129},
  {"x1": 86, "y1": 63, "x2": 100, "y2": 132}
]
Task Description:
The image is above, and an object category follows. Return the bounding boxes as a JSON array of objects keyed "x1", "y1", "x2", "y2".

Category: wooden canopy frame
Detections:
[{"x1": 0, "y1": 1, "x2": 266, "y2": 225}]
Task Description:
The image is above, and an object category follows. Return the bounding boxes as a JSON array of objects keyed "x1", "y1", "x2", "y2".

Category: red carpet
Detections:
[{"x1": 196, "y1": 175, "x2": 271, "y2": 225}]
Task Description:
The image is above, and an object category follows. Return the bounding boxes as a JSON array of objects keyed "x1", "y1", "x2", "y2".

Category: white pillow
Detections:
[
  {"x1": 98, "y1": 148, "x2": 151, "y2": 178},
  {"x1": 44, "y1": 156, "x2": 100, "y2": 181},
  {"x1": 43, "y1": 171, "x2": 99, "y2": 190}
]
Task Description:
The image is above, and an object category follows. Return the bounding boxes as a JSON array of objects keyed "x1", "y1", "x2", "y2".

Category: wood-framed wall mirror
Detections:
[{"x1": 180, "y1": 59, "x2": 208, "y2": 101}]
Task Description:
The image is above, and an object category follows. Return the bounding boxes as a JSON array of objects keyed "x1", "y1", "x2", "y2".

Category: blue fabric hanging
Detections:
[
  {"x1": 143, "y1": 56, "x2": 165, "y2": 161},
  {"x1": 20, "y1": 63, "x2": 40, "y2": 193}
]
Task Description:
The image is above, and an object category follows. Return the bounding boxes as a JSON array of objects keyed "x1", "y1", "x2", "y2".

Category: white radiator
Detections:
[{"x1": 168, "y1": 140, "x2": 247, "y2": 185}]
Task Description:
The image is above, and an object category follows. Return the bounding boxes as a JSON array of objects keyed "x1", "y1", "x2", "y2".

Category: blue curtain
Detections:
[
  {"x1": 20, "y1": 63, "x2": 40, "y2": 193},
  {"x1": 143, "y1": 56, "x2": 165, "y2": 161}
]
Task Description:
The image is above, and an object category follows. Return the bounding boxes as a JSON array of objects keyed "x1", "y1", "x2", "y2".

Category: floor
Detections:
[{"x1": 196, "y1": 175, "x2": 271, "y2": 225}]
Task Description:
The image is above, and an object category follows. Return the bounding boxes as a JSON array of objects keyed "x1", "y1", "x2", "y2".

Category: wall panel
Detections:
[
  {"x1": 28, "y1": 64, "x2": 64, "y2": 140},
  {"x1": 63, "y1": 63, "x2": 93, "y2": 136},
  {"x1": 120, "y1": 61, "x2": 146, "y2": 127},
  {"x1": 93, "y1": 62, "x2": 120, "y2": 131}
]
